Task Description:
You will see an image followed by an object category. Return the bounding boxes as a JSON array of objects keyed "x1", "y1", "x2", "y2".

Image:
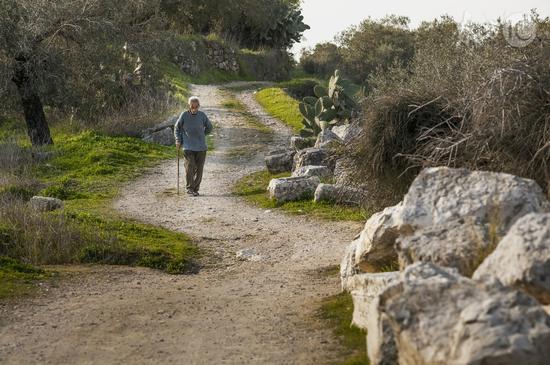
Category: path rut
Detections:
[{"x1": 0, "y1": 84, "x2": 362, "y2": 365}]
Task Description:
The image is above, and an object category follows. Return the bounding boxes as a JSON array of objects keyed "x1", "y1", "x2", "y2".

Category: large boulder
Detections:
[
  {"x1": 396, "y1": 217, "x2": 490, "y2": 276},
  {"x1": 264, "y1": 148, "x2": 296, "y2": 174},
  {"x1": 267, "y1": 176, "x2": 320, "y2": 203},
  {"x1": 291, "y1": 165, "x2": 332, "y2": 179},
  {"x1": 30, "y1": 196, "x2": 64, "y2": 212},
  {"x1": 353, "y1": 167, "x2": 549, "y2": 274},
  {"x1": 142, "y1": 127, "x2": 175, "y2": 146},
  {"x1": 314, "y1": 183, "x2": 367, "y2": 206},
  {"x1": 369, "y1": 263, "x2": 550, "y2": 365},
  {"x1": 293, "y1": 147, "x2": 333, "y2": 172},
  {"x1": 314, "y1": 129, "x2": 342, "y2": 149},
  {"x1": 473, "y1": 213, "x2": 550, "y2": 304}
]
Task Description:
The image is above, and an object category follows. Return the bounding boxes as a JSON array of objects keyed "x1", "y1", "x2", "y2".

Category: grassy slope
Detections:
[
  {"x1": 233, "y1": 170, "x2": 368, "y2": 222},
  {"x1": 255, "y1": 88, "x2": 303, "y2": 133}
]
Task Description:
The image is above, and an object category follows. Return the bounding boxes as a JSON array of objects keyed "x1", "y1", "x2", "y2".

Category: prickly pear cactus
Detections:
[{"x1": 298, "y1": 69, "x2": 357, "y2": 137}]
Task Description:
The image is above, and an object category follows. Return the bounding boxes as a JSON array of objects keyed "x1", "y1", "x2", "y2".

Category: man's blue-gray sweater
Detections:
[{"x1": 174, "y1": 111, "x2": 213, "y2": 151}]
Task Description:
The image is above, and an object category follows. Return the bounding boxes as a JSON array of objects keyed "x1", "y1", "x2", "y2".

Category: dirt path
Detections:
[{"x1": 0, "y1": 84, "x2": 362, "y2": 365}]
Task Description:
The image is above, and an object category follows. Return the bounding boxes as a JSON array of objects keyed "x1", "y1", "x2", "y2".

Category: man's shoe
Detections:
[
  {"x1": 186, "y1": 189, "x2": 194, "y2": 195},
  {"x1": 192, "y1": 191, "x2": 200, "y2": 197}
]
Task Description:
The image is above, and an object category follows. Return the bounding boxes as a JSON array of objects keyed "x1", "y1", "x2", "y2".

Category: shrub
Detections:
[
  {"x1": 299, "y1": 42, "x2": 343, "y2": 76},
  {"x1": 238, "y1": 49, "x2": 294, "y2": 81},
  {"x1": 278, "y1": 78, "x2": 320, "y2": 99},
  {"x1": 343, "y1": 15, "x2": 550, "y2": 209},
  {"x1": 0, "y1": 197, "x2": 111, "y2": 265}
]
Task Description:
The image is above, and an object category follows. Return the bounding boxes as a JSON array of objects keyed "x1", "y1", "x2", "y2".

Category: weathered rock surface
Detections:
[
  {"x1": 290, "y1": 136, "x2": 313, "y2": 151},
  {"x1": 353, "y1": 204, "x2": 405, "y2": 273},
  {"x1": 267, "y1": 176, "x2": 320, "y2": 203},
  {"x1": 347, "y1": 272, "x2": 399, "y2": 330},
  {"x1": 396, "y1": 217, "x2": 490, "y2": 276},
  {"x1": 314, "y1": 129, "x2": 342, "y2": 149},
  {"x1": 142, "y1": 127, "x2": 175, "y2": 146},
  {"x1": 291, "y1": 165, "x2": 332, "y2": 179},
  {"x1": 264, "y1": 148, "x2": 296, "y2": 174},
  {"x1": 474, "y1": 213, "x2": 550, "y2": 304},
  {"x1": 340, "y1": 239, "x2": 360, "y2": 291},
  {"x1": 330, "y1": 125, "x2": 349, "y2": 140},
  {"x1": 314, "y1": 183, "x2": 366, "y2": 206},
  {"x1": 331, "y1": 123, "x2": 361, "y2": 143},
  {"x1": 369, "y1": 263, "x2": 550, "y2": 365},
  {"x1": 353, "y1": 167, "x2": 549, "y2": 274},
  {"x1": 293, "y1": 148, "x2": 332, "y2": 172},
  {"x1": 30, "y1": 196, "x2": 64, "y2": 212}
]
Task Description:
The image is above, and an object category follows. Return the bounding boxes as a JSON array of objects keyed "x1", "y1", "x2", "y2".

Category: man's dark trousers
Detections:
[{"x1": 183, "y1": 150, "x2": 207, "y2": 192}]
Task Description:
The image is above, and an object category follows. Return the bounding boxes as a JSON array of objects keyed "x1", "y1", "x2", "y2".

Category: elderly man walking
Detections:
[{"x1": 174, "y1": 96, "x2": 213, "y2": 196}]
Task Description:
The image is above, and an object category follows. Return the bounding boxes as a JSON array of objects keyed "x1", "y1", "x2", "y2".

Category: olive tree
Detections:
[{"x1": 0, "y1": 0, "x2": 163, "y2": 146}]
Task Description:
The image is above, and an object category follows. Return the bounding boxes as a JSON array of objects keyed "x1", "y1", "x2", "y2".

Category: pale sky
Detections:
[{"x1": 292, "y1": 0, "x2": 550, "y2": 56}]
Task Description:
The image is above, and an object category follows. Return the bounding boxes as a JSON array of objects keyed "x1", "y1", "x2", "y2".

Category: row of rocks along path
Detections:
[{"x1": 0, "y1": 83, "x2": 362, "y2": 364}]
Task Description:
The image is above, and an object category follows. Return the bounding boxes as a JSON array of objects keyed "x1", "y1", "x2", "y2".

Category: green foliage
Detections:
[
  {"x1": 255, "y1": 88, "x2": 303, "y2": 133},
  {"x1": 233, "y1": 170, "x2": 368, "y2": 222},
  {"x1": 298, "y1": 70, "x2": 358, "y2": 137},
  {"x1": 300, "y1": 42, "x2": 343, "y2": 76},
  {"x1": 238, "y1": 49, "x2": 294, "y2": 81},
  {"x1": 318, "y1": 293, "x2": 369, "y2": 365},
  {"x1": 162, "y1": 0, "x2": 309, "y2": 50},
  {"x1": 299, "y1": 16, "x2": 415, "y2": 86},
  {"x1": 277, "y1": 78, "x2": 321, "y2": 99},
  {"x1": 336, "y1": 15, "x2": 415, "y2": 85}
]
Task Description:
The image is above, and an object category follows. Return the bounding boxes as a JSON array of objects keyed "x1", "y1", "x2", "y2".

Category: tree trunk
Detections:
[{"x1": 12, "y1": 55, "x2": 53, "y2": 146}]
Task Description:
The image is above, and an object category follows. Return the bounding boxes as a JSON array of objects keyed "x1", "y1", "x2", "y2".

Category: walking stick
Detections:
[{"x1": 176, "y1": 145, "x2": 180, "y2": 195}]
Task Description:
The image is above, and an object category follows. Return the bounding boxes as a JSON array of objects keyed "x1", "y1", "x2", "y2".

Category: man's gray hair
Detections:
[{"x1": 188, "y1": 96, "x2": 200, "y2": 106}]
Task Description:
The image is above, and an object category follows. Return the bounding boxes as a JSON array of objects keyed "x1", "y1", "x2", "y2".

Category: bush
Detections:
[
  {"x1": 299, "y1": 42, "x2": 343, "y2": 76},
  {"x1": 278, "y1": 78, "x2": 320, "y2": 99},
  {"x1": 238, "y1": 49, "x2": 294, "y2": 81},
  {"x1": 343, "y1": 15, "x2": 550, "y2": 209}
]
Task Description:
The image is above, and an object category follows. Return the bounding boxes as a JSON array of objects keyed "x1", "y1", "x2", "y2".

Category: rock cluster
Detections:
[
  {"x1": 339, "y1": 167, "x2": 550, "y2": 364},
  {"x1": 264, "y1": 124, "x2": 366, "y2": 205}
]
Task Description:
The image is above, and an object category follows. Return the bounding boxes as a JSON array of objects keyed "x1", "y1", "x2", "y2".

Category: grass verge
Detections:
[
  {"x1": 0, "y1": 128, "x2": 200, "y2": 299},
  {"x1": 0, "y1": 257, "x2": 53, "y2": 300},
  {"x1": 233, "y1": 170, "x2": 368, "y2": 222},
  {"x1": 255, "y1": 88, "x2": 303, "y2": 133},
  {"x1": 318, "y1": 293, "x2": 369, "y2": 365}
]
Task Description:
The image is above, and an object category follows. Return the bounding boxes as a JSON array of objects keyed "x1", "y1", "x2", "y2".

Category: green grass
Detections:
[
  {"x1": 0, "y1": 127, "x2": 200, "y2": 303},
  {"x1": 160, "y1": 62, "x2": 252, "y2": 104},
  {"x1": 318, "y1": 293, "x2": 369, "y2": 365},
  {"x1": 221, "y1": 90, "x2": 273, "y2": 134},
  {"x1": 255, "y1": 88, "x2": 303, "y2": 133},
  {"x1": 0, "y1": 257, "x2": 52, "y2": 300},
  {"x1": 233, "y1": 170, "x2": 368, "y2": 222}
]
